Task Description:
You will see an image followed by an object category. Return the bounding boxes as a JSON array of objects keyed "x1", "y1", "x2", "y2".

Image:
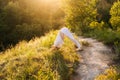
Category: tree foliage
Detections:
[
  {"x1": 0, "y1": 0, "x2": 64, "y2": 50},
  {"x1": 110, "y1": 1, "x2": 120, "y2": 30},
  {"x1": 64, "y1": 0, "x2": 97, "y2": 34}
]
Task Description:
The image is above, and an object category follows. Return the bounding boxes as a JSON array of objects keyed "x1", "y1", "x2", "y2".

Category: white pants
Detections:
[{"x1": 53, "y1": 27, "x2": 81, "y2": 48}]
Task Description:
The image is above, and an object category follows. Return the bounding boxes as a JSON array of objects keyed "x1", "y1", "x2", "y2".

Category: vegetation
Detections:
[
  {"x1": 63, "y1": 0, "x2": 97, "y2": 34},
  {"x1": 0, "y1": 31, "x2": 79, "y2": 80},
  {"x1": 64, "y1": 0, "x2": 120, "y2": 79},
  {"x1": 95, "y1": 67, "x2": 120, "y2": 80},
  {"x1": 0, "y1": 0, "x2": 120, "y2": 79},
  {"x1": 0, "y1": 0, "x2": 64, "y2": 51}
]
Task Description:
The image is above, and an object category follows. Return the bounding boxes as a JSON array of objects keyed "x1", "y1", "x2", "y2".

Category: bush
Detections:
[
  {"x1": 95, "y1": 67, "x2": 120, "y2": 80},
  {"x1": 89, "y1": 21, "x2": 105, "y2": 29},
  {"x1": 83, "y1": 29, "x2": 117, "y2": 44},
  {"x1": 110, "y1": 1, "x2": 120, "y2": 30}
]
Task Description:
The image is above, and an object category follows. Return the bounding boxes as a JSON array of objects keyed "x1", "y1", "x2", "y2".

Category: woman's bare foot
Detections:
[{"x1": 76, "y1": 48, "x2": 83, "y2": 51}]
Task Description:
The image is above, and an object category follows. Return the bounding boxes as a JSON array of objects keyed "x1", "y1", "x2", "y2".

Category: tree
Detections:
[
  {"x1": 63, "y1": 0, "x2": 97, "y2": 34},
  {"x1": 0, "y1": 0, "x2": 64, "y2": 51},
  {"x1": 110, "y1": 1, "x2": 120, "y2": 30}
]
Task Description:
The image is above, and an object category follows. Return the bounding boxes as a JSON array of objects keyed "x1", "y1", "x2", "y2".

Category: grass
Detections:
[
  {"x1": 0, "y1": 30, "x2": 79, "y2": 80},
  {"x1": 95, "y1": 66, "x2": 120, "y2": 80}
]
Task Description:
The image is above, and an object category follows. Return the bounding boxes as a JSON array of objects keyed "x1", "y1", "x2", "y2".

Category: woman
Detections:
[{"x1": 52, "y1": 27, "x2": 83, "y2": 51}]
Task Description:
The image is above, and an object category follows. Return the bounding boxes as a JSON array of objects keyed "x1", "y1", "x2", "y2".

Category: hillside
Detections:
[
  {"x1": 0, "y1": 30, "x2": 120, "y2": 80},
  {"x1": 0, "y1": 31, "x2": 79, "y2": 80}
]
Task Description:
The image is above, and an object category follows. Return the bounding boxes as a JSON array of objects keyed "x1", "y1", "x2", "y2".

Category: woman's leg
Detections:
[
  {"x1": 61, "y1": 28, "x2": 81, "y2": 49},
  {"x1": 53, "y1": 31, "x2": 64, "y2": 48}
]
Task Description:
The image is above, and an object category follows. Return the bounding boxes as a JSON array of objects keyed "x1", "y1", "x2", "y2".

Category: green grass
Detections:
[{"x1": 0, "y1": 30, "x2": 79, "y2": 80}]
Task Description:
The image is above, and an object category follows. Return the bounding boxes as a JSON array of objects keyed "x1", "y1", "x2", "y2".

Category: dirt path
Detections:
[{"x1": 72, "y1": 37, "x2": 113, "y2": 80}]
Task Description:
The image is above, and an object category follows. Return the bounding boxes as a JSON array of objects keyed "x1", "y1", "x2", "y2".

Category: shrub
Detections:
[
  {"x1": 110, "y1": 1, "x2": 120, "y2": 30},
  {"x1": 95, "y1": 67, "x2": 120, "y2": 80}
]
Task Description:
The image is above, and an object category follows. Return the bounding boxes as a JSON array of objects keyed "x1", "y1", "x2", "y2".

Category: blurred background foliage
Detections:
[{"x1": 0, "y1": 0, "x2": 65, "y2": 51}]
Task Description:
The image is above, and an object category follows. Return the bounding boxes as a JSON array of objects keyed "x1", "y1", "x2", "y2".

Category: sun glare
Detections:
[
  {"x1": 40, "y1": 0, "x2": 61, "y2": 5},
  {"x1": 44, "y1": 0, "x2": 53, "y2": 2},
  {"x1": 30, "y1": 0, "x2": 62, "y2": 9}
]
